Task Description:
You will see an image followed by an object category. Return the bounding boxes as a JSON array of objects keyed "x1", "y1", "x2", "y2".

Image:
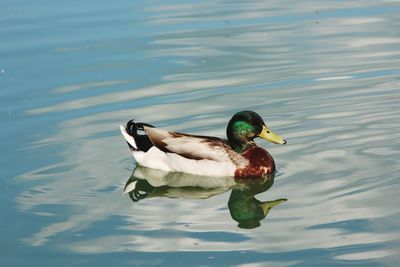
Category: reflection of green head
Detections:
[
  {"x1": 228, "y1": 192, "x2": 264, "y2": 229},
  {"x1": 229, "y1": 193, "x2": 287, "y2": 229},
  {"x1": 228, "y1": 174, "x2": 287, "y2": 229}
]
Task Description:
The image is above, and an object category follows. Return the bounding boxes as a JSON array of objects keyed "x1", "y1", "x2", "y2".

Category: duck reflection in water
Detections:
[{"x1": 124, "y1": 165, "x2": 287, "y2": 229}]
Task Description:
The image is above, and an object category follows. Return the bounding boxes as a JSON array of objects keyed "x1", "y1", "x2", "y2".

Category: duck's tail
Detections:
[{"x1": 119, "y1": 120, "x2": 155, "y2": 152}]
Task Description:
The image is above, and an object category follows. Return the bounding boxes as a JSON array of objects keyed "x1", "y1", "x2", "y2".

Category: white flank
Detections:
[
  {"x1": 119, "y1": 125, "x2": 137, "y2": 149},
  {"x1": 132, "y1": 146, "x2": 236, "y2": 177},
  {"x1": 120, "y1": 125, "x2": 238, "y2": 177}
]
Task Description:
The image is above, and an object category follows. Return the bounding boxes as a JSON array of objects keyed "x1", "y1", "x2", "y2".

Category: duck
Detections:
[{"x1": 120, "y1": 110, "x2": 286, "y2": 178}]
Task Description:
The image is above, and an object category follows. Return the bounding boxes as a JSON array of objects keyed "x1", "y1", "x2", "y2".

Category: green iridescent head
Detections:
[{"x1": 226, "y1": 111, "x2": 286, "y2": 153}]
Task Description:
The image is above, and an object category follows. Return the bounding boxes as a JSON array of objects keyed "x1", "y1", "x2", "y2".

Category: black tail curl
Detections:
[{"x1": 126, "y1": 119, "x2": 155, "y2": 152}]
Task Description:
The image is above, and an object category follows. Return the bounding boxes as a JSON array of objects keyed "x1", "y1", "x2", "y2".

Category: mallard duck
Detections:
[{"x1": 120, "y1": 110, "x2": 286, "y2": 178}]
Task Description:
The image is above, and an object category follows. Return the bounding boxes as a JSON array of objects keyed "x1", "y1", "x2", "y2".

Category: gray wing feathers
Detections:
[{"x1": 144, "y1": 126, "x2": 230, "y2": 162}]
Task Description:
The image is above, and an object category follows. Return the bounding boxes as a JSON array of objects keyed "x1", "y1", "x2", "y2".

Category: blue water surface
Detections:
[{"x1": 1, "y1": 0, "x2": 400, "y2": 266}]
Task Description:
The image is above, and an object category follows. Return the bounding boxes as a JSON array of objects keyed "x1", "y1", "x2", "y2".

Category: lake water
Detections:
[{"x1": 1, "y1": 0, "x2": 400, "y2": 266}]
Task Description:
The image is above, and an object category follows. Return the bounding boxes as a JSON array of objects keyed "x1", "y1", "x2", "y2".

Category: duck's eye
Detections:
[{"x1": 266, "y1": 131, "x2": 270, "y2": 134}]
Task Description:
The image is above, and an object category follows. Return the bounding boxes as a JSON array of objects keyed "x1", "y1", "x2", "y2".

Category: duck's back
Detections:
[{"x1": 121, "y1": 123, "x2": 243, "y2": 177}]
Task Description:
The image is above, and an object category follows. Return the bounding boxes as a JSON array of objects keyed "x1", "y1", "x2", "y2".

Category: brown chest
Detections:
[{"x1": 234, "y1": 146, "x2": 275, "y2": 178}]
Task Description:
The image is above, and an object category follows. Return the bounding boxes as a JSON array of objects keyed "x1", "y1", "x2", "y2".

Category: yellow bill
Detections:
[{"x1": 258, "y1": 125, "x2": 287, "y2": 145}]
